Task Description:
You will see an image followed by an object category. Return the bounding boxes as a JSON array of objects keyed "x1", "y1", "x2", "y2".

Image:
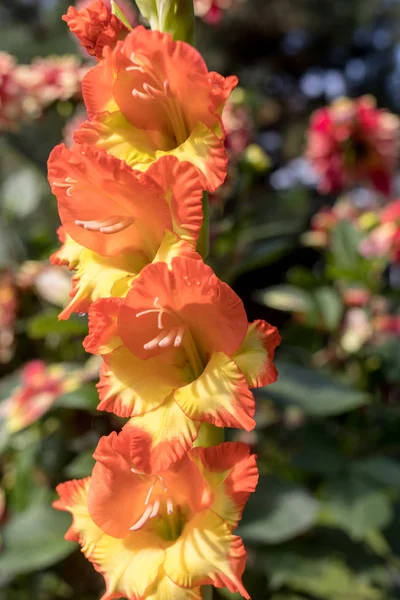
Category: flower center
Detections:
[
  {"x1": 130, "y1": 468, "x2": 175, "y2": 531},
  {"x1": 136, "y1": 296, "x2": 205, "y2": 378},
  {"x1": 136, "y1": 296, "x2": 185, "y2": 351},
  {"x1": 126, "y1": 52, "x2": 189, "y2": 147}
]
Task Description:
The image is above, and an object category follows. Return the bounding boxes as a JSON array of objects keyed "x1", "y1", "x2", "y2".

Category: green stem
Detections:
[
  {"x1": 197, "y1": 192, "x2": 209, "y2": 259},
  {"x1": 201, "y1": 585, "x2": 214, "y2": 600}
]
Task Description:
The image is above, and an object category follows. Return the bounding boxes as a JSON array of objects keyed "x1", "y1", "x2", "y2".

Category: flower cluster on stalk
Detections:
[{"x1": 50, "y1": 2, "x2": 280, "y2": 599}]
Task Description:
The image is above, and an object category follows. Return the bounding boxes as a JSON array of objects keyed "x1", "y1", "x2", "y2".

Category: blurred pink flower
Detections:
[
  {"x1": 342, "y1": 287, "x2": 371, "y2": 308},
  {"x1": 0, "y1": 52, "x2": 86, "y2": 131},
  {"x1": 373, "y1": 314, "x2": 400, "y2": 336},
  {"x1": 194, "y1": 0, "x2": 233, "y2": 24},
  {"x1": 210, "y1": 91, "x2": 254, "y2": 204},
  {"x1": 306, "y1": 200, "x2": 363, "y2": 247},
  {"x1": 3, "y1": 361, "x2": 81, "y2": 433},
  {"x1": 306, "y1": 96, "x2": 399, "y2": 196},
  {"x1": 359, "y1": 199, "x2": 400, "y2": 263},
  {"x1": 15, "y1": 56, "x2": 83, "y2": 107},
  {"x1": 224, "y1": 98, "x2": 254, "y2": 159},
  {"x1": 0, "y1": 53, "x2": 32, "y2": 130}
]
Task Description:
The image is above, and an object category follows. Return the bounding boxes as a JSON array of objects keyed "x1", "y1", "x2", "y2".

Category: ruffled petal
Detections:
[
  {"x1": 88, "y1": 432, "x2": 152, "y2": 538},
  {"x1": 208, "y1": 72, "x2": 239, "y2": 119},
  {"x1": 151, "y1": 230, "x2": 200, "y2": 267},
  {"x1": 95, "y1": 531, "x2": 166, "y2": 600},
  {"x1": 157, "y1": 122, "x2": 228, "y2": 192},
  {"x1": 74, "y1": 112, "x2": 160, "y2": 165},
  {"x1": 232, "y1": 320, "x2": 281, "y2": 388},
  {"x1": 82, "y1": 46, "x2": 119, "y2": 117},
  {"x1": 190, "y1": 442, "x2": 258, "y2": 527},
  {"x1": 48, "y1": 144, "x2": 171, "y2": 259},
  {"x1": 53, "y1": 478, "x2": 104, "y2": 549},
  {"x1": 58, "y1": 248, "x2": 144, "y2": 320},
  {"x1": 123, "y1": 396, "x2": 201, "y2": 472},
  {"x1": 174, "y1": 352, "x2": 255, "y2": 431},
  {"x1": 54, "y1": 478, "x2": 166, "y2": 600},
  {"x1": 140, "y1": 157, "x2": 203, "y2": 246},
  {"x1": 146, "y1": 576, "x2": 201, "y2": 600},
  {"x1": 50, "y1": 227, "x2": 83, "y2": 270},
  {"x1": 164, "y1": 510, "x2": 249, "y2": 598},
  {"x1": 75, "y1": 115, "x2": 227, "y2": 193},
  {"x1": 97, "y1": 346, "x2": 189, "y2": 417},
  {"x1": 84, "y1": 298, "x2": 123, "y2": 355}
]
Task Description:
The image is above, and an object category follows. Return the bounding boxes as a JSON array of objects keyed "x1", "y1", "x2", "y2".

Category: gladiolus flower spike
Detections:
[{"x1": 50, "y1": 2, "x2": 280, "y2": 599}]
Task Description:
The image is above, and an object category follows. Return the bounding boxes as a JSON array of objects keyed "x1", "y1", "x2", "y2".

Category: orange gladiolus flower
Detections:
[
  {"x1": 3, "y1": 360, "x2": 80, "y2": 433},
  {"x1": 74, "y1": 26, "x2": 238, "y2": 191},
  {"x1": 48, "y1": 145, "x2": 203, "y2": 258},
  {"x1": 84, "y1": 256, "x2": 280, "y2": 470},
  {"x1": 54, "y1": 431, "x2": 258, "y2": 600},
  {"x1": 63, "y1": 0, "x2": 130, "y2": 60}
]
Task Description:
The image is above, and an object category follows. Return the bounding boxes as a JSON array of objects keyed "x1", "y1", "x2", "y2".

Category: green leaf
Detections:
[
  {"x1": 351, "y1": 457, "x2": 400, "y2": 489},
  {"x1": 111, "y1": 0, "x2": 133, "y2": 28},
  {"x1": 331, "y1": 220, "x2": 363, "y2": 272},
  {"x1": 258, "y1": 361, "x2": 370, "y2": 416},
  {"x1": 233, "y1": 238, "x2": 293, "y2": 277},
  {"x1": 320, "y1": 475, "x2": 393, "y2": 540},
  {"x1": 65, "y1": 451, "x2": 95, "y2": 479},
  {"x1": 363, "y1": 529, "x2": 391, "y2": 557},
  {"x1": 293, "y1": 441, "x2": 345, "y2": 476},
  {"x1": 27, "y1": 308, "x2": 88, "y2": 339},
  {"x1": 0, "y1": 500, "x2": 75, "y2": 577},
  {"x1": 264, "y1": 550, "x2": 384, "y2": 599},
  {"x1": 238, "y1": 476, "x2": 319, "y2": 544},
  {"x1": 313, "y1": 286, "x2": 343, "y2": 331},
  {"x1": 53, "y1": 384, "x2": 99, "y2": 411},
  {"x1": 257, "y1": 285, "x2": 316, "y2": 314}
]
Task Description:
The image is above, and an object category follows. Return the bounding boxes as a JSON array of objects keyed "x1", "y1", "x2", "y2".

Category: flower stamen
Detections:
[
  {"x1": 130, "y1": 504, "x2": 153, "y2": 531},
  {"x1": 75, "y1": 216, "x2": 135, "y2": 234},
  {"x1": 136, "y1": 297, "x2": 185, "y2": 350},
  {"x1": 167, "y1": 497, "x2": 174, "y2": 515}
]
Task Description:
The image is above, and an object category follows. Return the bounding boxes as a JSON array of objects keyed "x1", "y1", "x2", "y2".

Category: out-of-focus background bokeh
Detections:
[{"x1": 0, "y1": 0, "x2": 400, "y2": 598}]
